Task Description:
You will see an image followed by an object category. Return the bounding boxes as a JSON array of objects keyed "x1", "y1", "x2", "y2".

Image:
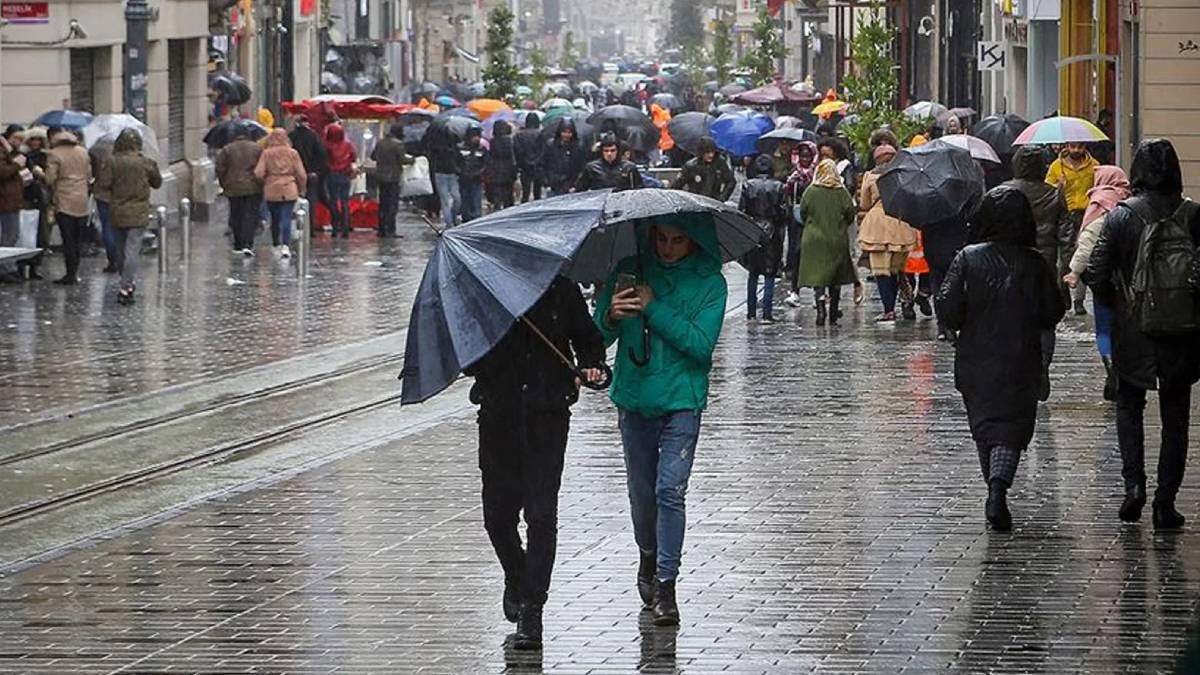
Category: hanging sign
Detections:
[{"x1": 1, "y1": 3, "x2": 49, "y2": 24}]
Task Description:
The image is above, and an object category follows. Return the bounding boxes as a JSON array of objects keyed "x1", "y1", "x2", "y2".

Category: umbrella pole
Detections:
[{"x1": 519, "y1": 316, "x2": 612, "y2": 390}]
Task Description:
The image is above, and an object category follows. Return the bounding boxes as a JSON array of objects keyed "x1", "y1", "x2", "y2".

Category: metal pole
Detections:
[
  {"x1": 124, "y1": 0, "x2": 152, "y2": 121},
  {"x1": 155, "y1": 205, "x2": 168, "y2": 274},
  {"x1": 179, "y1": 197, "x2": 191, "y2": 262},
  {"x1": 295, "y1": 198, "x2": 309, "y2": 278}
]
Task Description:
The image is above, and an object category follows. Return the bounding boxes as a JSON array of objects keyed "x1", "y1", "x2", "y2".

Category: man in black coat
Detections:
[
  {"x1": 485, "y1": 120, "x2": 517, "y2": 210},
  {"x1": 1085, "y1": 138, "x2": 1200, "y2": 530},
  {"x1": 936, "y1": 186, "x2": 1066, "y2": 531},
  {"x1": 289, "y1": 118, "x2": 328, "y2": 237},
  {"x1": 513, "y1": 115, "x2": 544, "y2": 202},
  {"x1": 464, "y1": 277, "x2": 606, "y2": 650},
  {"x1": 369, "y1": 123, "x2": 413, "y2": 238},
  {"x1": 678, "y1": 136, "x2": 735, "y2": 202},
  {"x1": 575, "y1": 133, "x2": 641, "y2": 192},
  {"x1": 541, "y1": 119, "x2": 586, "y2": 196}
]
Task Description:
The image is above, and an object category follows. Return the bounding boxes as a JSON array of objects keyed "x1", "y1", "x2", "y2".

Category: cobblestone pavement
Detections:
[
  {"x1": 3, "y1": 259, "x2": 1200, "y2": 673},
  {"x1": 0, "y1": 213, "x2": 436, "y2": 426}
]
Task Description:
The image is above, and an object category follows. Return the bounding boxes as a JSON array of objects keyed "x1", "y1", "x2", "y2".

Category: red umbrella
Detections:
[{"x1": 730, "y1": 82, "x2": 821, "y2": 106}]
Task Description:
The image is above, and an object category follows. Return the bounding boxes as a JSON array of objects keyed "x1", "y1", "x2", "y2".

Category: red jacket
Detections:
[{"x1": 324, "y1": 124, "x2": 356, "y2": 176}]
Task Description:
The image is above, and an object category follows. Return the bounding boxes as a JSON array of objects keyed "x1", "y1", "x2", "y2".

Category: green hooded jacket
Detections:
[{"x1": 592, "y1": 215, "x2": 728, "y2": 417}]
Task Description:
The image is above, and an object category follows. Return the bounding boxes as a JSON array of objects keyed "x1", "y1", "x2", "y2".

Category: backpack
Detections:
[{"x1": 1124, "y1": 198, "x2": 1200, "y2": 335}]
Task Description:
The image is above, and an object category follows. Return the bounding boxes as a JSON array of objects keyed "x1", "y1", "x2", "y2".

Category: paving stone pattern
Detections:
[{"x1": 2, "y1": 294, "x2": 1200, "y2": 673}]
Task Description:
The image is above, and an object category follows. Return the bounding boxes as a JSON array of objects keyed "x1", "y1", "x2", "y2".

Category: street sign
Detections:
[
  {"x1": 1, "y1": 2, "x2": 49, "y2": 24},
  {"x1": 978, "y1": 41, "x2": 1006, "y2": 71}
]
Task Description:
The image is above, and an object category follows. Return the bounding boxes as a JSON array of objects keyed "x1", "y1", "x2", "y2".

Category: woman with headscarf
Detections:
[
  {"x1": 1064, "y1": 166, "x2": 1131, "y2": 400},
  {"x1": 782, "y1": 140, "x2": 818, "y2": 308},
  {"x1": 796, "y1": 158, "x2": 858, "y2": 325},
  {"x1": 857, "y1": 145, "x2": 918, "y2": 321},
  {"x1": 936, "y1": 185, "x2": 1065, "y2": 530}
]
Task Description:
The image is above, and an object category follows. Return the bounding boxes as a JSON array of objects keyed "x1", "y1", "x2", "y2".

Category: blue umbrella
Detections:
[
  {"x1": 33, "y1": 110, "x2": 93, "y2": 131},
  {"x1": 710, "y1": 111, "x2": 774, "y2": 158},
  {"x1": 399, "y1": 189, "x2": 765, "y2": 404}
]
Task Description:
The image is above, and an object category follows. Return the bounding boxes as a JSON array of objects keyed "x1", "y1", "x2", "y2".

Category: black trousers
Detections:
[
  {"x1": 519, "y1": 170, "x2": 542, "y2": 203},
  {"x1": 927, "y1": 253, "x2": 955, "y2": 333},
  {"x1": 228, "y1": 195, "x2": 260, "y2": 250},
  {"x1": 377, "y1": 181, "x2": 399, "y2": 236},
  {"x1": 1116, "y1": 384, "x2": 1192, "y2": 504},
  {"x1": 478, "y1": 405, "x2": 570, "y2": 608},
  {"x1": 57, "y1": 213, "x2": 88, "y2": 279},
  {"x1": 490, "y1": 179, "x2": 515, "y2": 210}
]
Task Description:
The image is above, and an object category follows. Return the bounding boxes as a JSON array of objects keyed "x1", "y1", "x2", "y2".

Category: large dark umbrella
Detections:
[
  {"x1": 438, "y1": 107, "x2": 480, "y2": 120},
  {"x1": 399, "y1": 108, "x2": 438, "y2": 123},
  {"x1": 209, "y1": 73, "x2": 251, "y2": 105},
  {"x1": 714, "y1": 103, "x2": 746, "y2": 116},
  {"x1": 415, "y1": 82, "x2": 441, "y2": 100},
  {"x1": 649, "y1": 93, "x2": 684, "y2": 111},
  {"x1": 878, "y1": 143, "x2": 985, "y2": 228},
  {"x1": 588, "y1": 105, "x2": 657, "y2": 141},
  {"x1": 756, "y1": 128, "x2": 818, "y2": 154},
  {"x1": 973, "y1": 113, "x2": 1030, "y2": 158},
  {"x1": 730, "y1": 82, "x2": 820, "y2": 106},
  {"x1": 540, "y1": 110, "x2": 595, "y2": 149},
  {"x1": 430, "y1": 113, "x2": 482, "y2": 140},
  {"x1": 718, "y1": 83, "x2": 747, "y2": 98},
  {"x1": 667, "y1": 112, "x2": 715, "y2": 156},
  {"x1": 400, "y1": 189, "x2": 765, "y2": 404},
  {"x1": 202, "y1": 118, "x2": 268, "y2": 148}
]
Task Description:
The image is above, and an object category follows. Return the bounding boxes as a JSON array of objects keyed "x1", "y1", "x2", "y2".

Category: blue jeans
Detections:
[
  {"x1": 434, "y1": 173, "x2": 461, "y2": 228},
  {"x1": 619, "y1": 408, "x2": 702, "y2": 581},
  {"x1": 326, "y1": 174, "x2": 352, "y2": 233},
  {"x1": 1094, "y1": 297, "x2": 1113, "y2": 358},
  {"x1": 97, "y1": 200, "x2": 117, "y2": 263},
  {"x1": 460, "y1": 178, "x2": 483, "y2": 222},
  {"x1": 747, "y1": 272, "x2": 776, "y2": 319},
  {"x1": 267, "y1": 200, "x2": 295, "y2": 246}
]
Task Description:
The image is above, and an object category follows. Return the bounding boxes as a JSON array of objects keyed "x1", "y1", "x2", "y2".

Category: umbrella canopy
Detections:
[
  {"x1": 209, "y1": 73, "x2": 252, "y2": 105},
  {"x1": 972, "y1": 114, "x2": 1029, "y2": 157},
  {"x1": 577, "y1": 80, "x2": 599, "y2": 93},
  {"x1": 400, "y1": 108, "x2": 438, "y2": 123},
  {"x1": 904, "y1": 101, "x2": 949, "y2": 120},
  {"x1": 542, "y1": 97, "x2": 572, "y2": 110},
  {"x1": 667, "y1": 112, "x2": 716, "y2": 156},
  {"x1": 942, "y1": 106, "x2": 977, "y2": 123},
  {"x1": 835, "y1": 114, "x2": 860, "y2": 130},
  {"x1": 202, "y1": 118, "x2": 268, "y2": 148},
  {"x1": 649, "y1": 93, "x2": 684, "y2": 110},
  {"x1": 543, "y1": 82, "x2": 573, "y2": 98},
  {"x1": 588, "y1": 105, "x2": 656, "y2": 136},
  {"x1": 756, "y1": 127, "x2": 818, "y2": 154},
  {"x1": 466, "y1": 98, "x2": 511, "y2": 120},
  {"x1": 731, "y1": 82, "x2": 820, "y2": 106},
  {"x1": 702, "y1": 81, "x2": 720, "y2": 93},
  {"x1": 415, "y1": 82, "x2": 441, "y2": 99},
  {"x1": 812, "y1": 100, "x2": 848, "y2": 116},
  {"x1": 81, "y1": 114, "x2": 160, "y2": 161},
  {"x1": 932, "y1": 135, "x2": 1001, "y2": 164},
  {"x1": 1012, "y1": 115, "x2": 1109, "y2": 145},
  {"x1": 774, "y1": 115, "x2": 802, "y2": 130},
  {"x1": 431, "y1": 114, "x2": 483, "y2": 140},
  {"x1": 482, "y1": 109, "x2": 518, "y2": 140},
  {"x1": 714, "y1": 103, "x2": 746, "y2": 116},
  {"x1": 515, "y1": 84, "x2": 533, "y2": 97},
  {"x1": 718, "y1": 83, "x2": 747, "y2": 97},
  {"x1": 33, "y1": 110, "x2": 93, "y2": 131},
  {"x1": 399, "y1": 188, "x2": 765, "y2": 404},
  {"x1": 878, "y1": 142, "x2": 985, "y2": 228},
  {"x1": 435, "y1": 95, "x2": 461, "y2": 108},
  {"x1": 438, "y1": 107, "x2": 480, "y2": 121},
  {"x1": 710, "y1": 111, "x2": 774, "y2": 157},
  {"x1": 466, "y1": 81, "x2": 487, "y2": 98}
]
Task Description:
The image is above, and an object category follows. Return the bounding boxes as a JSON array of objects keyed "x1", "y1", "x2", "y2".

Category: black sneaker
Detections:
[
  {"x1": 503, "y1": 578, "x2": 521, "y2": 623},
  {"x1": 914, "y1": 294, "x2": 933, "y2": 316},
  {"x1": 513, "y1": 604, "x2": 543, "y2": 650},
  {"x1": 637, "y1": 549, "x2": 657, "y2": 609},
  {"x1": 652, "y1": 579, "x2": 680, "y2": 626},
  {"x1": 52, "y1": 275, "x2": 77, "y2": 286},
  {"x1": 1152, "y1": 503, "x2": 1185, "y2": 530},
  {"x1": 901, "y1": 302, "x2": 916, "y2": 320}
]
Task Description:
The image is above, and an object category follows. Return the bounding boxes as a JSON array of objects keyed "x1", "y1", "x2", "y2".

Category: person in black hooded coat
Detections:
[
  {"x1": 936, "y1": 185, "x2": 1066, "y2": 531},
  {"x1": 1085, "y1": 138, "x2": 1200, "y2": 530},
  {"x1": 485, "y1": 120, "x2": 517, "y2": 210},
  {"x1": 541, "y1": 119, "x2": 586, "y2": 196},
  {"x1": 514, "y1": 114, "x2": 544, "y2": 202}
]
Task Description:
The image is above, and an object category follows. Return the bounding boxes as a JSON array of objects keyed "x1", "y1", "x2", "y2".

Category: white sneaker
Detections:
[
  {"x1": 280, "y1": 246, "x2": 291, "y2": 258},
  {"x1": 242, "y1": 248, "x2": 255, "y2": 257},
  {"x1": 784, "y1": 291, "x2": 802, "y2": 307}
]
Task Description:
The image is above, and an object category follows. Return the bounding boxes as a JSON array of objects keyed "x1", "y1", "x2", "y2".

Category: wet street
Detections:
[{"x1": 2, "y1": 211, "x2": 1200, "y2": 674}]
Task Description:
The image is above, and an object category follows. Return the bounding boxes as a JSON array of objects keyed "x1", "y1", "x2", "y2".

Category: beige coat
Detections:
[
  {"x1": 857, "y1": 171, "x2": 918, "y2": 252},
  {"x1": 254, "y1": 129, "x2": 307, "y2": 202},
  {"x1": 46, "y1": 132, "x2": 92, "y2": 217}
]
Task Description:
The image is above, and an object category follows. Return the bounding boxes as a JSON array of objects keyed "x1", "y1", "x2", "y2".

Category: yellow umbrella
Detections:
[
  {"x1": 811, "y1": 100, "x2": 848, "y2": 116},
  {"x1": 466, "y1": 98, "x2": 511, "y2": 120}
]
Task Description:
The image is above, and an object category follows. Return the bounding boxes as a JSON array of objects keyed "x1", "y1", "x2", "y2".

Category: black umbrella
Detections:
[
  {"x1": 430, "y1": 114, "x2": 482, "y2": 140},
  {"x1": 588, "y1": 105, "x2": 657, "y2": 143},
  {"x1": 437, "y1": 107, "x2": 480, "y2": 120},
  {"x1": 714, "y1": 103, "x2": 746, "y2": 116},
  {"x1": 650, "y1": 93, "x2": 684, "y2": 111},
  {"x1": 756, "y1": 128, "x2": 818, "y2": 154},
  {"x1": 667, "y1": 112, "x2": 715, "y2": 156},
  {"x1": 400, "y1": 108, "x2": 438, "y2": 123},
  {"x1": 878, "y1": 143, "x2": 985, "y2": 228},
  {"x1": 973, "y1": 113, "x2": 1030, "y2": 158},
  {"x1": 209, "y1": 73, "x2": 251, "y2": 105},
  {"x1": 400, "y1": 189, "x2": 765, "y2": 404},
  {"x1": 415, "y1": 82, "x2": 441, "y2": 100},
  {"x1": 718, "y1": 84, "x2": 747, "y2": 97},
  {"x1": 202, "y1": 118, "x2": 268, "y2": 148}
]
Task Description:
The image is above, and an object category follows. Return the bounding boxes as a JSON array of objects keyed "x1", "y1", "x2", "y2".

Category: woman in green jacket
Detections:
[
  {"x1": 593, "y1": 216, "x2": 727, "y2": 627},
  {"x1": 797, "y1": 158, "x2": 859, "y2": 325}
]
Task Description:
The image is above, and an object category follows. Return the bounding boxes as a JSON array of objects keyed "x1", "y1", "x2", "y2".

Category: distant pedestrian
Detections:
[
  {"x1": 458, "y1": 127, "x2": 487, "y2": 223},
  {"x1": 426, "y1": 123, "x2": 463, "y2": 229},
  {"x1": 323, "y1": 123, "x2": 358, "y2": 238},
  {"x1": 797, "y1": 159, "x2": 858, "y2": 325},
  {"x1": 1046, "y1": 142, "x2": 1099, "y2": 315},
  {"x1": 1085, "y1": 139, "x2": 1200, "y2": 530},
  {"x1": 19, "y1": 128, "x2": 50, "y2": 281},
  {"x1": 464, "y1": 277, "x2": 605, "y2": 651},
  {"x1": 576, "y1": 133, "x2": 641, "y2": 192},
  {"x1": 95, "y1": 129, "x2": 162, "y2": 305},
  {"x1": 936, "y1": 186, "x2": 1065, "y2": 531},
  {"x1": 678, "y1": 136, "x2": 735, "y2": 202},
  {"x1": 89, "y1": 138, "x2": 119, "y2": 272},
  {"x1": 254, "y1": 129, "x2": 307, "y2": 258},
  {"x1": 513, "y1": 115, "x2": 544, "y2": 202},
  {"x1": 739, "y1": 154, "x2": 788, "y2": 322},
  {"x1": 782, "y1": 140, "x2": 818, "y2": 308},
  {"x1": 541, "y1": 119, "x2": 585, "y2": 196},
  {"x1": 288, "y1": 117, "x2": 328, "y2": 238},
  {"x1": 1064, "y1": 166, "x2": 1131, "y2": 400},
  {"x1": 594, "y1": 218, "x2": 728, "y2": 627},
  {"x1": 484, "y1": 120, "x2": 517, "y2": 210},
  {"x1": 45, "y1": 130, "x2": 93, "y2": 285},
  {"x1": 370, "y1": 123, "x2": 412, "y2": 238},
  {"x1": 215, "y1": 129, "x2": 264, "y2": 255},
  {"x1": 0, "y1": 130, "x2": 27, "y2": 283},
  {"x1": 857, "y1": 144, "x2": 918, "y2": 322}
]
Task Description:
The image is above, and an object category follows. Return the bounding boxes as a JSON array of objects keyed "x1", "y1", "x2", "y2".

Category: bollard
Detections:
[
  {"x1": 295, "y1": 200, "x2": 309, "y2": 279},
  {"x1": 153, "y1": 206, "x2": 168, "y2": 274},
  {"x1": 179, "y1": 197, "x2": 191, "y2": 262}
]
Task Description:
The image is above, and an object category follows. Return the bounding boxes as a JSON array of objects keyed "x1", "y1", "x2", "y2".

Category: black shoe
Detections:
[
  {"x1": 503, "y1": 579, "x2": 521, "y2": 623},
  {"x1": 637, "y1": 549, "x2": 657, "y2": 609},
  {"x1": 901, "y1": 302, "x2": 916, "y2": 320},
  {"x1": 829, "y1": 308, "x2": 843, "y2": 325},
  {"x1": 513, "y1": 604, "x2": 543, "y2": 650},
  {"x1": 815, "y1": 302, "x2": 827, "y2": 326},
  {"x1": 1102, "y1": 357, "x2": 1118, "y2": 402},
  {"x1": 985, "y1": 480, "x2": 1012, "y2": 531},
  {"x1": 652, "y1": 579, "x2": 680, "y2": 626},
  {"x1": 52, "y1": 275, "x2": 77, "y2": 286},
  {"x1": 1119, "y1": 484, "x2": 1147, "y2": 523},
  {"x1": 1152, "y1": 503, "x2": 1185, "y2": 530},
  {"x1": 116, "y1": 289, "x2": 135, "y2": 305},
  {"x1": 102, "y1": 263, "x2": 119, "y2": 274},
  {"x1": 915, "y1": 294, "x2": 933, "y2": 316}
]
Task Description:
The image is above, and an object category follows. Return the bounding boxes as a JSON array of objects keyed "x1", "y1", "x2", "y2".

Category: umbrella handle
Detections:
[
  {"x1": 578, "y1": 363, "x2": 613, "y2": 391},
  {"x1": 628, "y1": 323, "x2": 651, "y2": 367}
]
